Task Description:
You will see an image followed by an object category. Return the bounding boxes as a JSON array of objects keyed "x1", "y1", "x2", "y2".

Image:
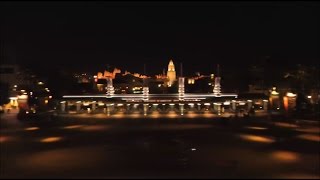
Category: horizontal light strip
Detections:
[{"x1": 63, "y1": 93, "x2": 238, "y2": 99}]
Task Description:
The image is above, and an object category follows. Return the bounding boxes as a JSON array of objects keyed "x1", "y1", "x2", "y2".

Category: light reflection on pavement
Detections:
[{"x1": 0, "y1": 115, "x2": 319, "y2": 178}]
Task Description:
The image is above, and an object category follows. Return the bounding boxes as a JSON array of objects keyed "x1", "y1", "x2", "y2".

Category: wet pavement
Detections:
[{"x1": 0, "y1": 112, "x2": 319, "y2": 178}]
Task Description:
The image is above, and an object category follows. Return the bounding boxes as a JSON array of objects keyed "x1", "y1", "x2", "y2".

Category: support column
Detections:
[
  {"x1": 106, "y1": 104, "x2": 111, "y2": 116},
  {"x1": 60, "y1": 101, "x2": 66, "y2": 112},
  {"x1": 126, "y1": 104, "x2": 130, "y2": 113},
  {"x1": 92, "y1": 101, "x2": 96, "y2": 112},
  {"x1": 232, "y1": 100, "x2": 236, "y2": 111},
  {"x1": 76, "y1": 101, "x2": 81, "y2": 112},
  {"x1": 263, "y1": 100, "x2": 268, "y2": 111},
  {"x1": 214, "y1": 103, "x2": 222, "y2": 115},
  {"x1": 247, "y1": 100, "x2": 253, "y2": 111},
  {"x1": 143, "y1": 104, "x2": 148, "y2": 116},
  {"x1": 179, "y1": 103, "x2": 184, "y2": 115},
  {"x1": 197, "y1": 103, "x2": 201, "y2": 111}
]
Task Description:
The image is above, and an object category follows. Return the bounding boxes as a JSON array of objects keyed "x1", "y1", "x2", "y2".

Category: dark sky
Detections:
[{"x1": 1, "y1": 1, "x2": 319, "y2": 76}]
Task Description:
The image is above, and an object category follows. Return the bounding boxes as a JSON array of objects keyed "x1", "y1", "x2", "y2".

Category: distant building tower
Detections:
[
  {"x1": 167, "y1": 59, "x2": 176, "y2": 87},
  {"x1": 213, "y1": 64, "x2": 221, "y2": 96}
]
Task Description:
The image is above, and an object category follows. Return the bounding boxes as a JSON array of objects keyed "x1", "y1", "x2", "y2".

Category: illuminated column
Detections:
[
  {"x1": 152, "y1": 104, "x2": 158, "y2": 111},
  {"x1": 204, "y1": 103, "x2": 211, "y2": 111},
  {"x1": 188, "y1": 103, "x2": 195, "y2": 112},
  {"x1": 91, "y1": 101, "x2": 96, "y2": 112},
  {"x1": 14, "y1": 99, "x2": 18, "y2": 107},
  {"x1": 232, "y1": 100, "x2": 236, "y2": 111},
  {"x1": 143, "y1": 87, "x2": 149, "y2": 101},
  {"x1": 106, "y1": 104, "x2": 111, "y2": 116},
  {"x1": 263, "y1": 100, "x2": 268, "y2": 111},
  {"x1": 76, "y1": 101, "x2": 81, "y2": 112},
  {"x1": 217, "y1": 104, "x2": 221, "y2": 115},
  {"x1": 178, "y1": 77, "x2": 185, "y2": 101},
  {"x1": 213, "y1": 77, "x2": 221, "y2": 96},
  {"x1": 214, "y1": 103, "x2": 222, "y2": 115},
  {"x1": 60, "y1": 101, "x2": 66, "y2": 112},
  {"x1": 106, "y1": 77, "x2": 115, "y2": 97},
  {"x1": 270, "y1": 87, "x2": 280, "y2": 110},
  {"x1": 179, "y1": 103, "x2": 184, "y2": 115},
  {"x1": 169, "y1": 103, "x2": 175, "y2": 111},
  {"x1": 143, "y1": 104, "x2": 148, "y2": 116},
  {"x1": 127, "y1": 104, "x2": 130, "y2": 113},
  {"x1": 247, "y1": 100, "x2": 253, "y2": 111},
  {"x1": 197, "y1": 103, "x2": 201, "y2": 111},
  {"x1": 133, "y1": 104, "x2": 139, "y2": 112},
  {"x1": 213, "y1": 65, "x2": 222, "y2": 96}
]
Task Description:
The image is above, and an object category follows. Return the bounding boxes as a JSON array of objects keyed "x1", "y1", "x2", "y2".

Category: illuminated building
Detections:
[{"x1": 167, "y1": 59, "x2": 176, "y2": 86}]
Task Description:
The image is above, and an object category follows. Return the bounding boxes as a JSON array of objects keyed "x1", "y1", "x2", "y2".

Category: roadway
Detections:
[{"x1": 0, "y1": 110, "x2": 319, "y2": 178}]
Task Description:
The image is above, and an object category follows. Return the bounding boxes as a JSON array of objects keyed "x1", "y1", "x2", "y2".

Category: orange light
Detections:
[
  {"x1": 283, "y1": 96, "x2": 289, "y2": 111},
  {"x1": 40, "y1": 137, "x2": 62, "y2": 143},
  {"x1": 0, "y1": 136, "x2": 9, "y2": 143},
  {"x1": 239, "y1": 134, "x2": 275, "y2": 143},
  {"x1": 25, "y1": 127, "x2": 39, "y2": 131},
  {"x1": 295, "y1": 127, "x2": 320, "y2": 133},
  {"x1": 80, "y1": 125, "x2": 111, "y2": 131},
  {"x1": 274, "y1": 122, "x2": 298, "y2": 128},
  {"x1": 297, "y1": 134, "x2": 320, "y2": 142},
  {"x1": 63, "y1": 125, "x2": 84, "y2": 129},
  {"x1": 245, "y1": 126, "x2": 268, "y2": 130},
  {"x1": 271, "y1": 151, "x2": 299, "y2": 162}
]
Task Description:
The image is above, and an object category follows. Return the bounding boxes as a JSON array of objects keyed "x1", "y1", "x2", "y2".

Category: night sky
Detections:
[{"x1": 1, "y1": 1, "x2": 319, "y2": 76}]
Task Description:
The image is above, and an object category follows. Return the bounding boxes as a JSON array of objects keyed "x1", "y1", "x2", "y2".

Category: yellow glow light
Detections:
[
  {"x1": 271, "y1": 151, "x2": 299, "y2": 162},
  {"x1": 239, "y1": 134, "x2": 275, "y2": 143},
  {"x1": 245, "y1": 126, "x2": 268, "y2": 130},
  {"x1": 274, "y1": 122, "x2": 298, "y2": 128},
  {"x1": 41, "y1": 137, "x2": 62, "y2": 143},
  {"x1": 0, "y1": 136, "x2": 9, "y2": 143},
  {"x1": 80, "y1": 125, "x2": 110, "y2": 131},
  {"x1": 295, "y1": 127, "x2": 320, "y2": 133},
  {"x1": 286, "y1": 92, "x2": 297, "y2": 97},
  {"x1": 25, "y1": 127, "x2": 39, "y2": 131},
  {"x1": 63, "y1": 125, "x2": 84, "y2": 129},
  {"x1": 297, "y1": 134, "x2": 320, "y2": 142}
]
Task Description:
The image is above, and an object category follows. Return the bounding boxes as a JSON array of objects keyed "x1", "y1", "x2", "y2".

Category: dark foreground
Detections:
[{"x1": 1, "y1": 112, "x2": 319, "y2": 179}]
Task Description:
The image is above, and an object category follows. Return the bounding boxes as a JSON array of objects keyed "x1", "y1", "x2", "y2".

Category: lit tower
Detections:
[
  {"x1": 167, "y1": 59, "x2": 176, "y2": 86},
  {"x1": 178, "y1": 63, "x2": 185, "y2": 101},
  {"x1": 142, "y1": 64, "x2": 149, "y2": 101},
  {"x1": 213, "y1": 64, "x2": 221, "y2": 96},
  {"x1": 106, "y1": 77, "x2": 115, "y2": 97}
]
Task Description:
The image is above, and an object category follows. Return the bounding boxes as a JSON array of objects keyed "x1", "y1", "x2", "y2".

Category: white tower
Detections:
[
  {"x1": 142, "y1": 64, "x2": 149, "y2": 101},
  {"x1": 178, "y1": 63, "x2": 185, "y2": 101},
  {"x1": 213, "y1": 64, "x2": 221, "y2": 96},
  {"x1": 106, "y1": 77, "x2": 115, "y2": 97},
  {"x1": 167, "y1": 59, "x2": 176, "y2": 86}
]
